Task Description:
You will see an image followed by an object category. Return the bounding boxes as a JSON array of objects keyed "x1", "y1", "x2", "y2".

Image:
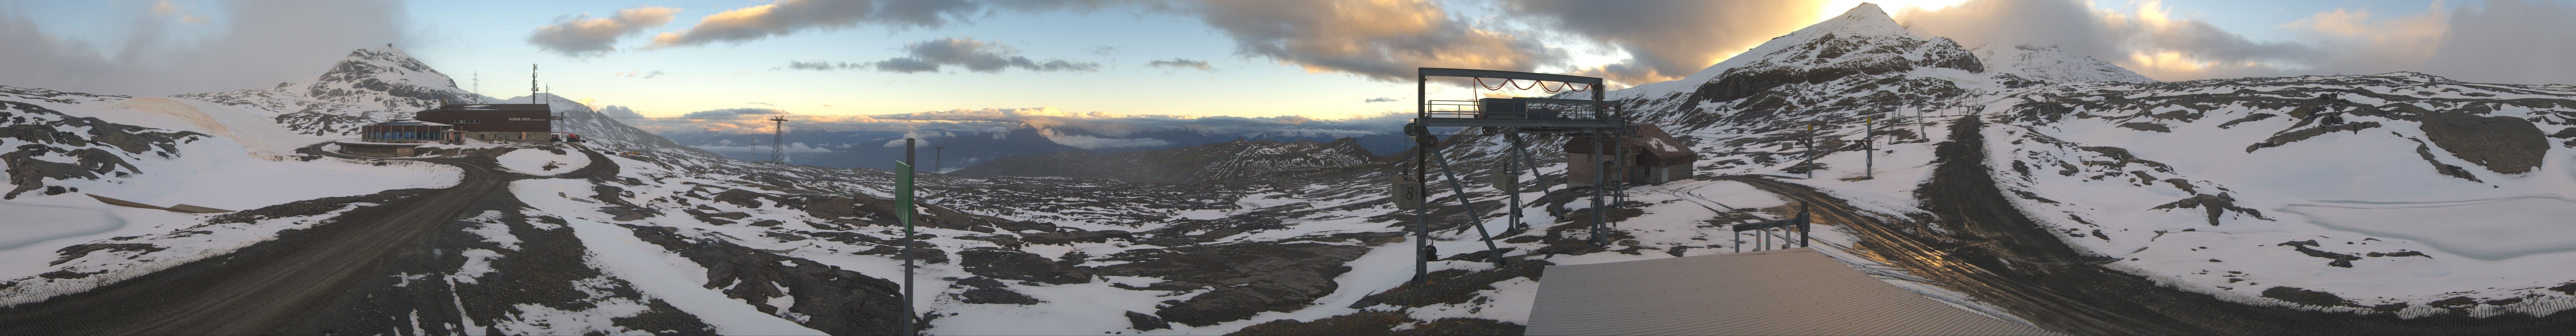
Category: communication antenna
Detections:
[
  {"x1": 531, "y1": 64, "x2": 540, "y2": 104},
  {"x1": 472, "y1": 72, "x2": 480, "y2": 102},
  {"x1": 932, "y1": 146, "x2": 945, "y2": 171}
]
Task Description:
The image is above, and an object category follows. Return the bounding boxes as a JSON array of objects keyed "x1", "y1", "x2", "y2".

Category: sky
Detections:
[{"x1": 2, "y1": 0, "x2": 2571, "y2": 121}]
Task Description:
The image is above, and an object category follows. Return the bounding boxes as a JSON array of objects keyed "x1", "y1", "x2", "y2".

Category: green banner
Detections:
[{"x1": 895, "y1": 161, "x2": 914, "y2": 229}]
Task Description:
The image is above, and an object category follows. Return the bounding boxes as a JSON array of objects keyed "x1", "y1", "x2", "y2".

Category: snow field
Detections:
[{"x1": 497, "y1": 148, "x2": 592, "y2": 176}]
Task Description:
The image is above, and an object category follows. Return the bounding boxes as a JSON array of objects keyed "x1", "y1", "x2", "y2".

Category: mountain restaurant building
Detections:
[
  {"x1": 414, "y1": 103, "x2": 552, "y2": 142},
  {"x1": 1565, "y1": 123, "x2": 1699, "y2": 186},
  {"x1": 358, "y1": 119, "x2": 453, "y2": 142}
]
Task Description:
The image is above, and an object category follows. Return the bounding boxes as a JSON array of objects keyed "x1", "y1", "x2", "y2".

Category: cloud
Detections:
[
  {"x1": 782, "y1": 60, "x2": 853, "y2": 71},
  {"x1": 1045, "y1": 135, "x2": 1174, "y2": 149},
  {"x1": 745, "y1": 102, "x2": 776, "y2": 106},
  {"x1": 598, "y1": 105, "x2": 647, "y2": 118},
  {"x1": 1505, "y1": 1, "x2": 1822, "y2": 85},
  {"x1": 1146, "y1": 58, "x2": 1213, "y2": 71},
  {"x1": 1178, "y1": 0, "x2": 1564, "y2": 82},
  {"x1": 776, "y1": 38, "x2": 1098, "y2": 74},
  {"x1": 865, "y1": 37, "x2": 1097, "y2": 73},
  {"x1": 527, "y1": 6, "x2": 680, "y2": 57},
  {"x1": 615, "y1": 70, "x2": 666, "y2": 78},
  {"x1": 151, "y1": 1, "x2": 208, "y2": 25},
  {"x1": 1363, "y1": 97, "x2": 1397, "y2": 103},
  {"x1": 2425, "y1": 1, "x2": 2576, "y2": 85},
  {"x1": 0, "y1": 1, "x2": 412, "y2": 95},
  {"x1": 649, "y1": 0, "x2": 980, "y2": 48},
  {"x1": 1893, "y1": 0, "x2": 2335, "y2": 80},
  {"x1": 680, "y1": 108, "x2": 787, "y2": 119}
]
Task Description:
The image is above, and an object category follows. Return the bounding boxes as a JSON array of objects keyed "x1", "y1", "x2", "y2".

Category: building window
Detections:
[{"x1": 455, "y1": 119, "x2": 479, "y2": 124}]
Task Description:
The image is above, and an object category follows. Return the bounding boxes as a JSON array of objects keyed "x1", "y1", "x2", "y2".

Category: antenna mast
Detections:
[
  {"x1": 472, "y1": 72, "x2": 480, "y2": 103},
  {"x1": 531, "y1": 64, "x2": 541, "y2": 104}
]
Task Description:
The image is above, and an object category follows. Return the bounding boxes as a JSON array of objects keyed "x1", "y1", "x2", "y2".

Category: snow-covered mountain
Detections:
[
  {"x1": 1974, "y1": 44, "x2": 2157, "y2": 86},
  {"x1": 171, "y1": 46, "x2": 477, "y2": 137},
  {"x1": 951, "y1": 137, "x2": 1378, "y2": 183}
]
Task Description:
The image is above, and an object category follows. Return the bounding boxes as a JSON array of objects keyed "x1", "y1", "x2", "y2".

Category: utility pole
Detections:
[
  {"x1": 898, "y1": 138, "x2": 918, "y2": 336},
  {"x1": 1804, "y1": 123, "x2": 1816, "y2": 179},
  {"x1": 932, "y1": 146, "x2": 945, "y2": 172},
  {"x1": 1865, "y1": 115, "x2": 1874, "y2": 179},
  {"x1": 768, "y1": 118, "x2": 789, "y2": 163}
]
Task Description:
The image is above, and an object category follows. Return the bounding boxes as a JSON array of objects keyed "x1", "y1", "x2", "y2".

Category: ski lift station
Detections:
[{"x1": 1402, "y1": 68, "x2": 2051, "y2": 335}]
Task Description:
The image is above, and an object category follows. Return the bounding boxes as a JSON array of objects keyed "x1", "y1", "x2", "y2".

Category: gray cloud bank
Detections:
[
  {"x1": 0, "y1": 1, "x2": 412, "y2": 95},
  {"x1": 780, "y1": 37, "x2": 1099, "y2": 74}
]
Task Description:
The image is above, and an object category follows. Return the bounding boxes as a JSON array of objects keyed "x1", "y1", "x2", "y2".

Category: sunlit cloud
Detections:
[
  {"x1": 527, "y1": 6, "x2": 679, "y2": 57},
  {"x1": 647, "y1": 0, "x2": 977, "y2": 48}
]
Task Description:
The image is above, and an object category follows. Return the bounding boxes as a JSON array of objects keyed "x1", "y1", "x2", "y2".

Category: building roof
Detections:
[
  {"x1": 426, "y1": 103, "x2": 550, "y2": 112},
  {"x1": 1525, "y1": 248, "x2": 2055, "y2": 336},
  {"x1": 1563, "y1": 123, "x2": 1699, "y2": 165},
  {"x1": 367, "y1": 119, "x2": 452, "y2": 126}
]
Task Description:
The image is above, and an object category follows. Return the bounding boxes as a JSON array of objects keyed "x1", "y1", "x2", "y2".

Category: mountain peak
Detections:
[
  {"x1": 274, "y1": 46, "x2": 472, "y2": 113},
  {"x1": 1800, "y1": 3, "x2": 1912, "y2": 40}
]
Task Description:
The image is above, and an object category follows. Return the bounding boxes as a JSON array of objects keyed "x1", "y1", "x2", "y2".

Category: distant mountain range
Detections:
[{"x1": 951, "y1": 137, "x2": 1379, "y2": 184}]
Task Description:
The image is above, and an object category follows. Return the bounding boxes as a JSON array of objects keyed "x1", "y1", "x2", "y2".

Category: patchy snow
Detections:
[
  {"x1": 497, "y1": 148, "x2": 592, "y2": 176},
  {"x1": 516, "y1": 178, "x2": 828, "y2": 336},
  {"x1": 461, "y1": 211, "x2": 522, "y2": 251}
]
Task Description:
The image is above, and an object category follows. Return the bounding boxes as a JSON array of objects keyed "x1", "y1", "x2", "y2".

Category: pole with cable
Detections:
[{"x1": 1804, "y1": 123, "x2": 1816, "y2": 179}]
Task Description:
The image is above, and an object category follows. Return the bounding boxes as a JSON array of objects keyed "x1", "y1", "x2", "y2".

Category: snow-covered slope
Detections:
[
  {"x1": 1976, "y1": 44, "x2": 2158, "y2": 86},
  {"x1": 1975, "y1": 72, "x2": 2576, "y2": 313}
]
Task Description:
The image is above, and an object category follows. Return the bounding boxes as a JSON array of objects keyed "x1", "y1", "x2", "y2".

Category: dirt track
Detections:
[
  {"x1": 1721, "y1": 116, "x2": 2576, "y2": 335},
  {"x1": 0, "y1": 144, "x2": 613, "y2": 335}
]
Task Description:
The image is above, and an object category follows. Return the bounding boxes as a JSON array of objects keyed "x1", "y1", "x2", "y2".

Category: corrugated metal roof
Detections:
[{"x1": 1526, "y1": 248, "x2": 2055, "y2": 336}]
